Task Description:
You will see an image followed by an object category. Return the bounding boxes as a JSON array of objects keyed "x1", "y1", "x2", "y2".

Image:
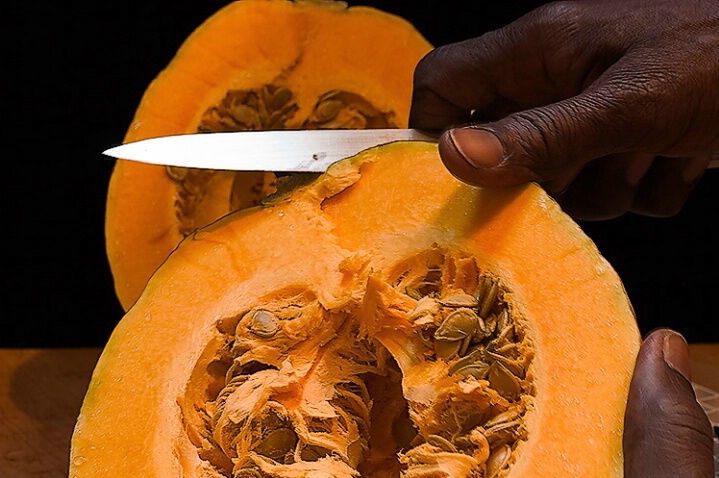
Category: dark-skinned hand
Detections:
[
  {"x1": 624, "y1": 328, "x2": 714, "y2": 477},
  {"x1": 409, "y1": 0, "x2": 719, "y2": 220}
]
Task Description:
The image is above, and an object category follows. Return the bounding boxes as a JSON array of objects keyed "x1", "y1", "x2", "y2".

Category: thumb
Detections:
[
  {"x1": 623, "y1": 328, "x2": 714, "y2": 478},
  {"x1": 438, "y1": 87, "x2": 627, "y2": 188}
]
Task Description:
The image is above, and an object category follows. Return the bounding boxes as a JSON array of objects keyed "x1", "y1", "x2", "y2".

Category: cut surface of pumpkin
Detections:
[
  {"x1": 105, "y1": 0, "x2": 432, "y2": 310},
  {"x1": 75, "y1": 141, "x2": 640, "y2": 477}
]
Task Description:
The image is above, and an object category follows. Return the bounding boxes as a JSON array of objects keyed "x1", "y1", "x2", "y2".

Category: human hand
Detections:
[
  {"x1": 409, "y1": 0, "x2": 719, "y2": 220},
  {"x1": 623, "y1": 328, "x2": 714, "y2": 477}
]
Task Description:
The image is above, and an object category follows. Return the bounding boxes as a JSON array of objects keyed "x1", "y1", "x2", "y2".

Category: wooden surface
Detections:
[
  {"x1": 0, "y1": 348, "x2": 102, "y2": 478},
  {"x1": 0, "y1": 345, "x2": 716, "y2": 477},
  {"x1": 689, "y1": 343, "x2": 719, "y2": 392}
]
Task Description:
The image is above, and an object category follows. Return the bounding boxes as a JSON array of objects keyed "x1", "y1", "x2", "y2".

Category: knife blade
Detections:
[
  {"x1": 103, "y1": 129, "x2": 719, "y2": 172},
  {"x1": 102, "y1": 129, "x2": 439, "y2": 172}
]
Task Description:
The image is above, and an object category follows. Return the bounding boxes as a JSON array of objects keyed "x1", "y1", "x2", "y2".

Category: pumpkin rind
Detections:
[
  {"x1": 74, "y1": 141, "x2": 640, "y2": 477},
  {"x1": 105, "y1": 0, "x2": 432, "y2": 310}
]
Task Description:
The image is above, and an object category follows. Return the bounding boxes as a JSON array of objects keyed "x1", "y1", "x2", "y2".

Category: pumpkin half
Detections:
[
  {"x1": 74, "y1": 141, "x2": 640, "y2": 477},
  {"x1": 105, "y1": 0, "x2": 432, "y2": 310}
]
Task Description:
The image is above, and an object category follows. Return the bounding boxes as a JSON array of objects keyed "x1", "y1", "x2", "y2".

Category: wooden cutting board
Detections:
[{"x1": 0, "y1": 348, "x2": 101, "y2": 478}]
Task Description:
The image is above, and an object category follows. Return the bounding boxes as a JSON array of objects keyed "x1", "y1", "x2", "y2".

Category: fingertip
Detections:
[
  {"x1": 625, "y1": 327, "x2": 714, "y2": 477},
  {"x1": 662, "y1": 330, "x2": 692, "y2": 382},
  {"x1": 638, "y1": 328, "x2": 693, "y2": 382},
  {"x1": 438, "y1": 127, "x2": 509, "y2": 186},
  {"x1": 447, "y1": 127, "x2": 505, "y2": 169},
  {"x1": 681, "y1": 155, "x2": 712, "y2": 183},
  {"x1": 641, "y1": 326, "x2": 678, "y2": 343}
]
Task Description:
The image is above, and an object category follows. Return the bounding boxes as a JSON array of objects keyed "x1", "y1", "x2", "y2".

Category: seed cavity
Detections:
[
  {"x1": 166, "y1": 86, "x2": 397, "y2": 238},
  {"x1": 179, "y1": 249, "x2": 533, "y2": 478},
  {"x1": 394, "y1": 251, "x2": 532, "y2": 478},
  {"x1": 302, "y1": 90, "x2": 397, "y2": 130}
]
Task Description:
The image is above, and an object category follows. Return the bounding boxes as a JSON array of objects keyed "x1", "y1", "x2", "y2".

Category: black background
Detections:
[{"x1": 4, "y1": 0, "x2": 717, "y2": 347}]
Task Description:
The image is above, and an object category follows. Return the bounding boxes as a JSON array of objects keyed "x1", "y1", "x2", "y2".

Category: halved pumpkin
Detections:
[
  {"x1": 105, "y1": 0, "x2": 432, "y2": 310},
  {"x1": 74, "y1": 141, "x2": 640, "y2": 477}
]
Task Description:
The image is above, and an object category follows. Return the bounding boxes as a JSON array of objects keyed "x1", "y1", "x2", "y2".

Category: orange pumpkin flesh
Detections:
[
  {"x1": 105, "y1": 0, "x2": 432, "y2": 310},
  {"x1": 74, "y1": 142, "x2": 640, "y2": 477}
]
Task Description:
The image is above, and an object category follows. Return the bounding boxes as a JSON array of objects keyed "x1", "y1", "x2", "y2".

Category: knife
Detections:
[
  {"x1": 103, "y1": 129, "x2": 719, "y2": 172},
  {"x1": 103, "y1": 129, "x2": 439, "y2": 172}
]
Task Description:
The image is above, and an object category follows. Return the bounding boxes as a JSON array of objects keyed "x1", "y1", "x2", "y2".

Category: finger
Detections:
[
  {"x1": 558, "y1": 153, "x2": 655, "y2": 220},
  {"x1": 409, "y1": 3, "x2": 607, "y2": 130},
  {"x1": 623, "y1": 328, "x2": 714, "y2": 478},
  {"x1": 439, "y1": 41, "x2": 719, "y2": 189},
  {"x1": 409, "y1": 40, "x2": 502, "y2": 130},
  {"x1": 630, "y1": 156, "x2": 712, "y2": 217}
]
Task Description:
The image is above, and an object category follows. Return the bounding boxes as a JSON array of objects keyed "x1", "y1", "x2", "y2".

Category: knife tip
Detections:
[{"x1": 102, "y1": 145, "x2": 122, "y2": 158}]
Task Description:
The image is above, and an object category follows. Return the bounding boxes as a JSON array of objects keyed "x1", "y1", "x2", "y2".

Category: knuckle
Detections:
[
  {"x1": 529, "y1": 1, "x2": 584, "y2": 29},
  {"x1": 597, "y1": 62, "x2": 706, "y2": 152},
  {"x1": 499, "y1": 106, "x2": 581, "y2": 172},
  {"x1": 412, "y1": 45, "x2": 456, "y2": 91}
]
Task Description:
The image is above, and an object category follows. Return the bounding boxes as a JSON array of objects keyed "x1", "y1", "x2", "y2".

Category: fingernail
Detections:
[
  {"x1": 662, "y1": 330, "x2": 692, "y2": 382},
  {"x1": 625, "y1": 154, "x2": 654, "y2": 186},
  {"x1": 448, "y1": 128, "x2": 504, "y2": 169},
  {"x1": 681, "y1": 156, "x2": 711, "y2": 183}
]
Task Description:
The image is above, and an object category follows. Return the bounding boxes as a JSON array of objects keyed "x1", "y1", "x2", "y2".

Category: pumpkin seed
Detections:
[
  {"x1": 266, "y1": 110, "x2": 286, "y2": 130},
  {"x1": 492, "y1": 342, "x2": 519, "y2": 357},
  {"x1": 426, "y1": 434, "x2": 458, "y2": 453},
  {"x1": 452, "y1": 435, "x2": 474, "y2": 450},
  {"x1": 458, "y1": 334, "x2": 473, "y2": 356},
  {"x1": 484, "y1": 314, "x2": 498, "y2": 335},
  {"x1": 313, "y1": 98, "x2": 343, "y2": 122},
  {"x1": 434, "y1": 308, "x2": 478, "y2": 342},
  {"x1": 254, "y1": 427, "x2": 298, "y2": 462},
  {"x1": 460, "y1": 411, "x2": 487, "y2": 435},
  {"x1": 490, "y1": 323, "x2": 515, "y2": 352},
  {"x1": 488, "y1": 361, "x2": 522, "y2": 398},
  {"x1": 434, "y1": 339, "x2": 461, "y2": 359},
  {"x1": 486, "y1": 444, "x2": 512, "y2": 478},
  {"x1": 484, "y1": 419, "x2": 522, "y2": 441},
  {"x1": 479, "y1": 279, "x2": 500, "y2": 318},
  {"x1": 497, "y1": 309, "x2": 511, "y2": 332},
  {"x1": 448, "y1": 347, "x2": 485, "y2": 374},
  {"x1": 484, "y1": 406, "x2": 522, "y2": 429},
  {"x1": 230, "y1": 104, "x2": 261, "y2": 128},
  {"x1": 166, "y1": 165, "x2": 188, "y2": 181},
  {"x1": 487, "y1": 350, "x2": 525, "y2": 378},
  {"x1": 473, "y1": 315, "x2": 490, "y2": 341},
  {"x1": 475, "y1": 276, "x2": 490, "y2": 301},
  {"x1": 439, "y1": 291, "x2": 479, "y2": 308},
  {"x1": 269, "y1": 86, "x2": 292, "y2": 111},
  {"x1": 451, "y1": 362, "x2": 490, "y2": 380},
  {"x1": 302, "y1": 90, "x2": 397, "y2": 129},
  {"x1": 300, "y1": 444, "x2": 330, "y2": 462},
  {"x1": 247, "y1": 309, "x2": 279, "y2": 338}
]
